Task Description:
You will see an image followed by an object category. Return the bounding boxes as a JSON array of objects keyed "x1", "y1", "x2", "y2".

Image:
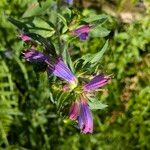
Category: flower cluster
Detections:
[
  {"x1": 22, "y1": 48, "x2": 77, "y2": 87},
  {"x1": 69, "y1": 73, "x2": 110, "y2": 133},
  {"x1": 19, "y1": 1, "x2": 111, "y2": 134},
  {"x1": 69, "y1": 98, "x2": 93, "y2": 133},
  {"x1": 21, "y1": 36, "x2": 110, "y2": 133}
]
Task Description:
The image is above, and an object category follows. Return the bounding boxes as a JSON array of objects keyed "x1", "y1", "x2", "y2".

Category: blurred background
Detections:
[{"x1": 0, "y1": 0, "x2": 150, "y2": 149}]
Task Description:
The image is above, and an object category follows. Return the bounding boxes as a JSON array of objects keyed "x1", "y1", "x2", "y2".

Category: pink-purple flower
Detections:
[
  {"x1": 19, "y1": 33, "x2": 31, "y2": 42},
  {"x1": 69, "y1": 101, "x2": 80, "y2": 120},
  {"x1": 78, "y1": 98, "x2": 93, "y2": 134},
  {"x1": 22, "y1": 49, "x2": 49, "y2": 63},
  {"x1": 69, "y1": 73, "x2": 110, "y2": 134},
  {"x1": 47, "y1": 58, "x2": 77, "y2": 85},
  {"x1": 83, "y1": 73, "x2": 110, "y2": 91},
  {"x1": 22, "y1": 47, "x2": 110, "y2": 134},
  {"x1": 69, "y1": 97, "x2": 93, "y2": 134},
  {"x1": 23, "y1": 49, "x2": 77, "y2": 85},
  {"x1": 73, "y1": 24, "x2": 93, "y2": 41}
]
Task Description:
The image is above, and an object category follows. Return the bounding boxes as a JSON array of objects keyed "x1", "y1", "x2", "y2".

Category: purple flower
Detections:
[
  {"x1": 73, "y1": 25, "x2": 93, "y2": 41},
  {"x1": 47, "y1": 58, "x2": 77, "y2": 86},
  {"x1": 22, "y1": 49, "x2": 49, "y2": 63},
  {"x1": 23, "y1": 49, "x2": 77, "y2": 85},
  {"x1": 83, "y1": 73, "x2": 110, "y2": 91},
  {"x1": 19, "y1": 33, "x2": 31, "y2": 42},
  {"x1": 69, "y1": 73, "x2": 110, "y2": 133},
  {"x1": 69, "y1": 101, "x2": 80, "y2": 120},
  {"x1": 64, "y1": 0, "x2": 73, "y2": 4},
  {"x1": 78, "y1": 98, "x2": 93, "y2": 134},
  {"x1": 69, "y1": 97, "x2": 93, "y2": 134}
]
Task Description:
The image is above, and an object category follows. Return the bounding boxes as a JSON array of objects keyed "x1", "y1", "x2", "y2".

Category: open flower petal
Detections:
[
  {"x1": 47, "y1": 58, "x2": 77, "y2": 85},
  {"x1": 19, "y1": 33, "x2": 31, "y2": 42},
  {"x1": 69, "y1": 97, "x2": 93, "y2": 134},
  {"x1": 69, "y1": 101, "x2": 80, "y2": 120},
  {"x1": 23, "y1": 49, "x2": 49, "y2": 63},
  {"x1": 78, "y1": 98, "x2": 93, "y2": 134},
  {"x1": 73, "y1": 25, "x2": 92, "y2": 41},
  {"x1": 83, "y1": 73, "x2": 110, "y2": 91}
]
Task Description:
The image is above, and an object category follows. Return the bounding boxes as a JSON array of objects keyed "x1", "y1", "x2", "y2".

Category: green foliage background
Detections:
[{"x1": 0, "y1": 0, "x2": 150, "y2": 149}]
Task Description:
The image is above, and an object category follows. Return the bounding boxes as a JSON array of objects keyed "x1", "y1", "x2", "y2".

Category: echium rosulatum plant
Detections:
[
  {"x1": 9, "y1": 0, "x2": 111, "y2": 134},
  {"x1": 22, "y1": 39, "x2": 110, "y2": 133},
  {"x1": 22, "y1": 46, "x2": 110, "y2": 134}
]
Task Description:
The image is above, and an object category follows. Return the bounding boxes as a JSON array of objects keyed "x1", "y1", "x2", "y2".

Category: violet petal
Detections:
[
  {"x1": 69, "y1": 102, "x2": 80, "y2": 120},
  {"x1": 78, "y1": 99, "x2": 93, "y2": 134},
  {"x1": 84, "y1": 73, "x2": 110, "y2": 91},
  {"x1": 23, "y1": 49, "x2": 49, "y2": 63}
]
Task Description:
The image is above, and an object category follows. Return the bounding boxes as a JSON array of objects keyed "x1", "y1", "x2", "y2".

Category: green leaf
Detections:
[
  {"x1": 62, "y1": 43, "x2": 75, "y2": 73},
  {"x1": 30, "y1": 17, "x2": 55, "y2": 37},
  {"x1": 83, "y1": 14, "x2": 108, "y2": 24},
  {"x1": 22, "y1": 0, "x2": 52, "y2": 18},
  {"x1": 62, "y1": 8, "x2": 72, "y2": 20},
  {"x1": 90, "y1": 26, "x2": 110, "y2": 37},
  {"x1": 8, "y1": 17, "x2": 29, "y2": 31},
  {"x1": 81, "y1": 40, "x2": 109, "y2": 66},
  {"x1": 81, "y1": 54, "x2": 92, "y2": 66},
  {"x1": 57, "y1": 92, "x2": 71, "y2": 113},
  {"x1": 57, "y1": 13, "x2": 68, "y2": 33},
  {"x1": 90, "y1": 40, "x2": 109, "y2": 65},
  {"x1": 88, "y1": 98, "x2": 107, "y2": 110}
]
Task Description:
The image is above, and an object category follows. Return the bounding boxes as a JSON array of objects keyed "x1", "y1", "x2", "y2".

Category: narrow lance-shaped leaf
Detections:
[
  {"x1": 8, "y1": 17, "x2": 29, "y2": 32},
  {"x1": 82, "y1": 14, "x2": 108, "y2": 25},
  {"x1": 62, "y1": 43, "x2": 75, "y2": 73},
  {"x1": 8, "y1": 17, "x2": 56, "y2": 56},
  {"x1": 90, "y1": 40, "x2": 109, "y2": 65},
  {"x1": 88, "y1": 97, "x2": 107, "y2": 110},
  {"x1": 90, "y1": 26, "x2": 110, "y2": 38},
  {"x1": 57, "y1": 92, "x2": 71, "y2": 112},
  {"x1": 81, "y1": 40, "x2": 109, "y2": 66}
]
